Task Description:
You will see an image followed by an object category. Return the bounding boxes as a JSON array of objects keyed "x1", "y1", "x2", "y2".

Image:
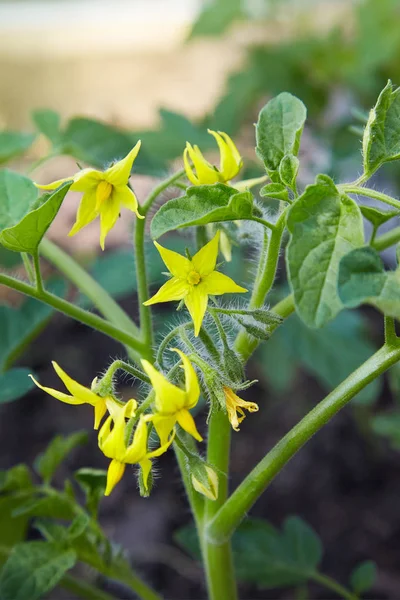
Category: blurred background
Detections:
[{"x1": 1, "y1": 0, "x2": 400, "y2": 598}]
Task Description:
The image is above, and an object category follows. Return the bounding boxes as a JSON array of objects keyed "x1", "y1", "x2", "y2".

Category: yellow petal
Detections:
[
  {"x1": 186, "y1": 142, "x2": 220, "y2": 185},
  {"x1": 191, "y1": 231, "x2": 220, "y2": 276},
  {"x1": 105, "y1": 459, "x2": 126, "y2": 496},
  {"x1": 203, "y1": 271, "x2": 247, "y2": 295},
  {"x1": 115, "y1": 185, "x2": 144, "y2": 219},
  {"x1": 35, "y1": 169, "x2": 101, "y2": 192},
  {"x1": 153, "y1": 241, "x2": 191, "y2": 278},
  {"x1": 148, "y1": 413, "x2": 177, "y2": 446},
  {"x1": 52, "y1": 361, "x2": 99, "y2": 405},
  {"x1": 106, "y1": 397, "x2": 137, "y2": 421},
  {"x1": 93, "y1": 399, "x2": 107, "y2": 430},
  {"x1": 68, "y1": 190, "x2": 98, "y2": 237},
  {"x1": 147, "y1": 427, "x2": 176, "y2": 458},
  {"x1": 35, "y1": 176, "x2": 74, "y2": 191},
  {"x1": 29, "y1": 374, "x2": 84, "y2": 405},
  {"x1": 219, "y1": 230, "x2": 232, "y2": 262},
  {"x1": 171, "y1": 348, "x2": 200, "y2": 409},
  {"x1": 99, "y1": 194, "x2": 121, "y2": 250},
  {"x1": 183, "y1": 146, "x2": 200, "y2": 185},
  {"x1": 143, "y1": 277, "x2": 189, "y2": 306},
  {"x1": 141, "y1": 360, "x2": 186, "y2": 413},
  {"x1": 208, "y1": 130, "x2": 242, "y2": 181},
  {"x1": 104, "y1": 141, "x2": 141, "y2": 186},
  {"x1": 124, "y1": 416, "x2": 149, "y2": 463},
  {"x1": 176, "y1": 409, "x2": 203, "y2": 442},
  {"x1": 233, "y1": 175, "x2": 268, "y2": 193},
  {"x1": 184, "y1": 287, "x2": 208, "y2": 336}
]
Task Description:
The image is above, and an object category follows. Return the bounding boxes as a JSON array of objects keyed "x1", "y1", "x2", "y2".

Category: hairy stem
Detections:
[
  {"x1": 207, "y1": 342, "x2": 400, "y2": 543},
  {"x1": 0, "y1": 273, "x2": 147, "y2": 357},
  {"x1": 341, "y1": 185, "x2": 400, "y2": 210},
  {"x1": 33, "y1": 250, "x2": 44, "y2": 293},
  {"x1": 134, "y1": 217, "x2": 154, "y2": 352},
  {"x1": 372, "y1": 225, "x2": 400, "y2": 251}
]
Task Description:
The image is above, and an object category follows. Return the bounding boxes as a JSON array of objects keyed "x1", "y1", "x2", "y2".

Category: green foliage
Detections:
[
  {"x1": 260, "y1": 182, "x2": 290, "y2": 203},
  {"x1": 150, "y1": 184, "x2": 254, "y2": 239},
  {"x1": 261, "y1": 310, "x2": 380, "y2": 405},
  {"x1": 189, "y1": 0, "x2": 243, "y2": 38},
  {"x1": 338, "y1": 246, "x2": 400, "y2": 319},
  {"x1": 363, "y1": 80, "x2": 400, "y2": 175},
  {"x1": 255, "y1": 92, "x2": 306, "y2": 180},
  {"x1": 0, "y1": 368, "x2": 36, "y2": 404},
  {"x1": 32, "y1": 109, "x2": 63, "y2": 147},
  {"x1": 0, "y1": 182, "x2": 71, "y2": 254},
  {"x1": 0, "y1": 170, "x2": 38, "y2": 230},
  {"x1": 359, "y1": 204, "x2": 400, "y2": 229},
  {"x1": 287, "y1": 176, "x2": 364, "y2": 328},
  {"x1": 0, "y1": 132, "x2": 36, "y2": 164},
  {"x1": 74, "y1": 468, "x2": 107, "y2": 516},
  {"x1": 350, "y1": 560, "x2": 377, "y2": 594},
  {"x1": 34, "y1": 431, "x2": 88, "y2": 484},
  {"x1": 0, "y1": 542, "x2": 76, "y2": 600}
]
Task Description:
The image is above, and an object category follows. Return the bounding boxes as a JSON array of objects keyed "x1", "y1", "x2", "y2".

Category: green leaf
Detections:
[
  {"x1": 371, "y1": 412, "x2": 400, "y2": 449},
  {"x1": 0, "y1": 542, "x2": 76, "y2": 600},
  {"x1": 0, "y1": 170, "x2": 38, "y2": 230},
  {"x1": 278, "y1": 154, "x2": 299, "y2": 189},
  {"x1": 360, "y1": 204, "x2": 400, "y2": 228},
  {"x1": 0, "y1": 182, "x2": 71, "y2": 254},
  {"x1": 350, "y1": 560, "x2": 377, "y2": 594},
  {"x1": 338, "y1": 246, "x2": 400, "y2": 319},
  {"x1": 363, "y1": 80, "x2": 400, "y2": 175},
  {"x1": 151, "y1": 184, "x2": 253, "y2": 239},
  {"x1": 34, "y1": 431, "x2": 88, "y2": 484},
  {"x1": 31, "y1": 109, "x2": 62, "y2": 147},
  {"x1": 189, "y1": 0, "x2": 243, "y2": 38},
  {"x1": 0, "y1": 132, "x2": 36, "y2": 164},
  {"x1": 260, "y1": 183, "x2": 290, "y2": 203},
  {"x1": 0, "y1": 497, "x2": 30, "y2": 557},
  {"x1": 0, "y1": 368, "x2": 36, "y2": 403},
  {"x1": 63, "y1": 117, "x2": 159, "y2": 175},
  {"x1": 0, "y1": 464, "x2": 33, "y2": 493},
  {"x1": 74, "y1": 468, "x2": 107, "y2": 516},
  {"x1": 287, "y1": 175, "x2": 364, "y2": 328},
  {"x1": 0, "y1": 279, "x2": 66, "y2": 371},
  {"x1": 12, "y1": 495, "x2": 74, "y2": 520},
  {"x1": 256, "y1": 92, "x2": 307, "y2": 177}
]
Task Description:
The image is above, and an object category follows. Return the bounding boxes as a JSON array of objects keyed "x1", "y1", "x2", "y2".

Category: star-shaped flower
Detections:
[
  {"x1": 144, "y1": 231, "x2": 247, "y2": 335},
  {"x1": 183, "y1": 130, "x2": 243, "y2": 185}
]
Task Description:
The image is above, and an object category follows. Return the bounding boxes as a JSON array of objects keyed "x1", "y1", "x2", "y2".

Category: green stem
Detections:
[
  {"x1": 206, "y1": 342, "x2": 400, "y2": 544},
  {"x1": 98, "y1": 359, "x2": 150, "y2": 391},
  {"x1": 60, "y1": 573, "x2": 116, "y2": 600},
  {"x1": 156, "y1": 322, "x2": 191, "y2": 368},
  {"x1": 341, "y1": 185, "x2": 400, "y2": 210},
  {"x1": 249, "y1": 216, "x2": 275, "y2": 231},
  {"x1": 174, "y1": 442, "x2": 204, "y2": 531},
  {"x1": 372, "y1": 225, "x2": 400, "y2": 251},
  {"x1": 33, "y1": 250, "x2": 44, "y2": 293},
  {"x1": 21, "y1": 253, "x2": 35, "y2": 283},
  {"x1": 384, "y1": 316, "x2": 398, "y2": 346},
  {"x1": 142, "y1": 168, "x2": 186, "y2": 215},
  {"x1": 311, "y1": 572, "x2": 357, "y2": 600},
  {"x1": 0, "y1": 272, "x2": 147, "y2": 356},
  {"x1": 40, "y1": 238, "x2": 139, "y2": 337},
  {"x1": 203, "y1": 409, "x2": 237, "y2": 600},
  {"x1": 134, "y1": 217, "x2": 154, "y2": 352}
]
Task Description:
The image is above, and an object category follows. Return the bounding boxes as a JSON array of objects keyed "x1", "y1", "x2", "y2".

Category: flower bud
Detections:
[{"x1": 189, "y1": 456, "x2": 219, "y2": 501}]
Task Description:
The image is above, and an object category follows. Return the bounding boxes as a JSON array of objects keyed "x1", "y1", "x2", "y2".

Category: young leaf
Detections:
[
  {"x1": 363, "y1": 80, "x2": 400, "y2": 175},
  {"x1": 256, "y1": 92, "x2": 306, "y2": 177},
  {"x1": 287, "y1": 175, "x2": 364, "y2": 328},
  {"x1": 338, "y1": 246, "x2": 400, "y2": 319},
  {"x1": 0, "y1": 170, "x2": 38, "y2": 230},
  {"x1": 0, "y1": 368, "x2": 36, "y2": 404},
  {"x1": 74, "y1": 468, "x2": 107, "y2": 516},
  {"x1": 34, "y1": 431, "x2": 88, "y2": 484},
  {"x1": 278, "y1": 154, "x2": 299, "y2": 189},
  {"x1": 150, "y1": 184, "x2": 254, "y2": 239},
  {"x1": 260, "y1": 183, "x2": 290, "y2": 203},
  {"x1": 350, "y1": 560, "x2": 377, "y2": 594},
  {"x1": 0, "y1": 132, "x2": 36, "y2": 165},
  {"x1": 189, "y1": 0, "x2": 243, "y2": 38},
  {"x1": 0, "y1": 464, "x2": 33, "y2": 493},
  {"x1": 360, "y1": 205, "x2": 400, "y2": 229},
  {"x1": 31, "y1": 109, "x2": 63, "y2": 147},
  {"x1": 0, "y1": 182, "x2": 71, "y2": 254},
  {"x1": 0, "y1": 542, "x2": 76, "y2": 600}
]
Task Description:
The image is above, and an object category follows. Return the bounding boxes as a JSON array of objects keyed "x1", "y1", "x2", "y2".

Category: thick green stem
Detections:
[
  {"x1": 40, "y1": 238, "x2": 139, "y2": 337},
  {"x1": 341, "y1": 185, "x2": 400, "y2": 210},
  {"x1": 203, "y1": 409, "x2": 237, "y2": 600},
  {"x1": 0, "y1": 273, "x2": 147, "y2": 356},
  {"x1": 207, "y1": 342, "x2": 400, "y2": 544},
  {"x1": 372, "y1": 225, "x2": 400, "y2": 251},
  {"x1": 33, "y1": 250, "x2": 44, "y2": 293},
  {"x1": 311, "y1": 572, "x2": 357, "y2": 600}
]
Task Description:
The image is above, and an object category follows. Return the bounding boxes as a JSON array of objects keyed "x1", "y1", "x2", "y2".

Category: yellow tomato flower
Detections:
[
  {"x1": 223, "y1": 386, "x2": 259, "y2": 432},
  {"x1": 29, "y1": 361, "x2": 133, "y2": 430},
  {"x1": 143, "y1": 231, "x2": 247, "y2": 335},
  {"x1": 36, "y1": 141, "x2": 143, "y2": 249},
  {"x1": 141, "y1": 349, "x2": 202, "y2": 444},
  {"x1": 183, "y1": 129, "x2": 243, "y2": 185},
  {"x1": 98, "y1": 400, "x2": 172, "y2": 496}
]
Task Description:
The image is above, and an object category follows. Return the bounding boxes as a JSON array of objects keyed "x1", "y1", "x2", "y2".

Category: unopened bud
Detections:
[
  {"x1": 190, "y1": 459, "x2": 219, "y2": 501},
  {"x1": 138, "y1": 464, "x2": 153, "y2": 498}
]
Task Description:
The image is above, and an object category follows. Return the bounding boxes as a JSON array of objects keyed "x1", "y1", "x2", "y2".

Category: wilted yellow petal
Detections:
[
  {"x1": 224, "y1": 387, "x2": 258, "y2": 431},
  {"x1": 115, "y1": 185, "x2": 144, "y2": 219},
  {"x1": 154, "y1": 241, "x2": 191, "y2": 278},
  {"x1": 105, "y1": 459, "x2": 126, "y2": 496},
  {"x1": 171, "y1": 348, "x2": 200, "y2": 409},
  {"x1": 52, "y1": 362, "x2": 99, "y2": 405},
  {"x1": 143, "y1": 277, "x2": 189, "y2": 306},
  {"x1": 191, "y1": 231, "x2": 220, "y2": 276},
  {"x1": 203, "y1": 271, "x2": 247, "y2": 295},
  {"x1": 141, "y1": 360, "x2": 186, "y2": 413},
  {"x1": 104, "y1": 141, "x2": 142, "y2": 186},
  {"x1": 184, "y1": 287, "x2": 209, "y2": 336},
  {"x1": 99, "y1": 194, "x2": 121, "y2": 250},
  {"x1": 29, "y1": 374, "x2": 84, "y2": 405},
  {"x1": 176, "y1": 409, "x2": 203, "y2": 442},
  {"x1": 68, "y1": 190, "x2": 98, "y2": 237}
]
